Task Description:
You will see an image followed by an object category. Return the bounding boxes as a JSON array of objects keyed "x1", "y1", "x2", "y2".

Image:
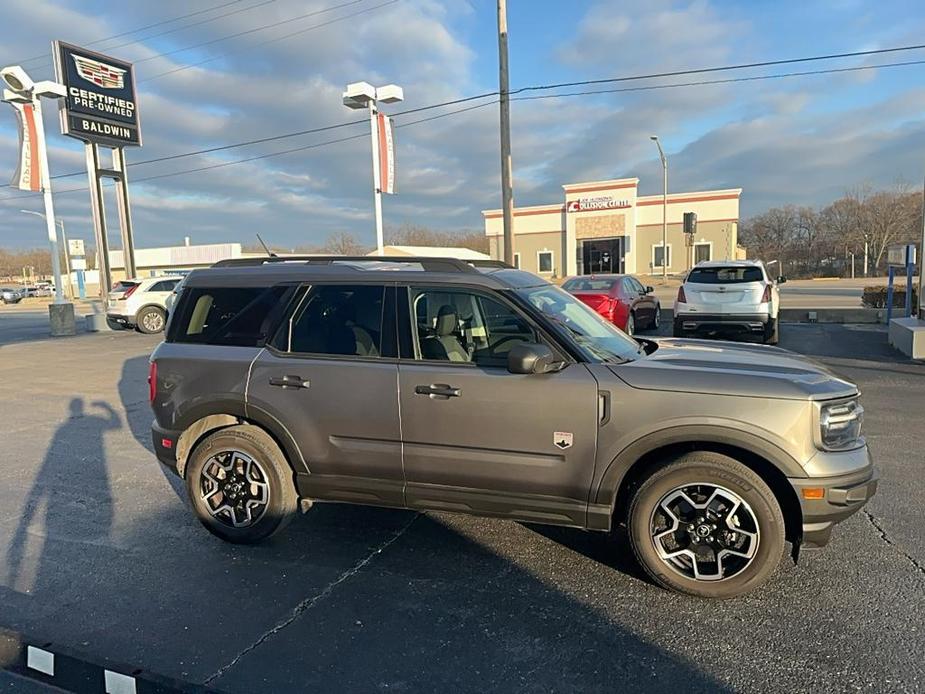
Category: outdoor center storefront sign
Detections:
[
  {"x1": 567, "y1": 196, "x2": 631, "y2": 213},
  {"x1": 53, "y1": 41, "x2": 141, "y2": 147}
]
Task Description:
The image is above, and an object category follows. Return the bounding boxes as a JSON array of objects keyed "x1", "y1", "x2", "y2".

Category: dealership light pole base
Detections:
[{"x1": 48, "y1": 302, "x2": 76, "y2": 337}]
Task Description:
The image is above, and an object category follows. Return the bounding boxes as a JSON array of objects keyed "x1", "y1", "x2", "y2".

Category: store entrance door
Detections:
[{"x1": 580, "y1": 238, "x2": 625, "y2": 275}]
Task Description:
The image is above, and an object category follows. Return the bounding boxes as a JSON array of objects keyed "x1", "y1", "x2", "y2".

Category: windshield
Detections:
[{"x1": 515, "y1": 284, "x2": 643, "y2": 363}]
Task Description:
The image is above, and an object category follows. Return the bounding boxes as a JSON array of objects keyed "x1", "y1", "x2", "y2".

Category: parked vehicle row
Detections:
[{"x1": 149, "y1": 255, "x2": 876, "y2": 599}]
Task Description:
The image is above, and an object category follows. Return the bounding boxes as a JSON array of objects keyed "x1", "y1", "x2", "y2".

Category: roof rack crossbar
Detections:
[{"x1": 211, "y1": 255, "x2": 496, "y2": 273}]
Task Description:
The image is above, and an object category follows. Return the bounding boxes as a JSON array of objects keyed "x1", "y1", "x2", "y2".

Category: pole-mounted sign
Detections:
[
  {"x1": 10, "y1": 101, "x2": 40, "y2": 191},
  {"x1": 54, "y1": 42, "x2": 141, "y2": 147},
  {"x1": 53, "y1": 41, "x2": 142, "y2": 297}
]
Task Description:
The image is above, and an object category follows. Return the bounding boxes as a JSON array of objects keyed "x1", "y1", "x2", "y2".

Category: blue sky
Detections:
[{"x1": 1, "y1": 0, "x2": 925, "y2": 250}]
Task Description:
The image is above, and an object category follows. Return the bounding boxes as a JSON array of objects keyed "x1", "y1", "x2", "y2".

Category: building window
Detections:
[
  {"x1": 537, "y1": 250, "x2": 554, "y2": 274},
  {"x1": 694, "y1": 242, "x2": 712, "y2": 264},
  {"x1": 652, "y1": 244, "x2": 671, "y2": 270},
  {"x1": 513, "y1": 252, "x2": 521, "y2": 269}
]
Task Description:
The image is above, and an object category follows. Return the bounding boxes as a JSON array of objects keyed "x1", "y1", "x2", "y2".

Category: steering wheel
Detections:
[{"x1": 487, "y1": 335, "x2": 527, "y2": 357}]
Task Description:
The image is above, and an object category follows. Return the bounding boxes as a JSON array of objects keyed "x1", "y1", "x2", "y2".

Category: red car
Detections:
[{"x1": 561, "y1": 274, "x2": 661, "y2": 335}]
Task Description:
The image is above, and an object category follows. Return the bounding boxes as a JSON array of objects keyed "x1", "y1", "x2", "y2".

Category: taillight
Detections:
[
  {"x1": 148, "y1": 361, "x2": 157, "y2": 404},
  {"x1": 123, "y1": 284, "x2": 139, "y2": 299},
  {"x1": 761, "y1": 285, "x2": 772, "y2": 303},
  {"x1": 677, "y1": 286, "x2": 687, "y2": 303}
]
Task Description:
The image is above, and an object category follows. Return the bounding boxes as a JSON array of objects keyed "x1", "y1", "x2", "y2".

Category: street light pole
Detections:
[
  {"x1": 343, "y1": 81, "x2": 403, "y2": 256},
  {"x1": 650, "y1": 136, "x2": 668, "y2": 280},
  {"x1": 20, "y1": 210, "x2": 71, "y2": 299}
]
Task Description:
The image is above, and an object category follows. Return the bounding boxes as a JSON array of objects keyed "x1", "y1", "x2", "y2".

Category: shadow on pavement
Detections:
[
  {"x1": 0, "y1": 395, "x2": 726, "y2": 691},
  {"x1": 118, "y1": 354, "x2": 185, "y2": 500}
]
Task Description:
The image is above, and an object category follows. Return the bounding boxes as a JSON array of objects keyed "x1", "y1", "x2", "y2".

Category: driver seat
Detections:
[{"x1": 421, "y1": 306, "x2": 469, "y2": 362}]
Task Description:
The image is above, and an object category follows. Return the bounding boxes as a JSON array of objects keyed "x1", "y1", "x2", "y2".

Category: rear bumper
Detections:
[
  {"x1": 152, "y1": 420, "x2": 181, "y2": 476},
  {"x1": 106, "y1": 312, "x2": 134, "y2": 327},
  {"x1": 789, "y1": 450, "x2": 878, "y2": 548},
  {"x1": 674, "y1": 312, "x2": 770, "y2": 335}
]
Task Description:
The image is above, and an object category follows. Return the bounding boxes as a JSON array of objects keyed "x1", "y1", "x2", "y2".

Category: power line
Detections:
[
  {"x1": 508, "y1": 43, "x2": 925, "y2": 95},
  {"x1": 511, "y1": 58, "x2": 925, "y2": 102},
  {"x1": 139, "y1": 0, "x2": 399, "y2": 83},
  {"x1": 133, "y1": 0, "x2": 371, "y2": 66},
  {"x1": 17, "y1": 0, "x2": 252, "y2": 65},
  {"x1": 3, "y1": 51, "x2": 925, "y2": 204}
]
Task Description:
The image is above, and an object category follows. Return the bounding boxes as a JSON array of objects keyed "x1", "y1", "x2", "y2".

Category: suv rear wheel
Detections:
[
  {"x1": 764, "y1": 319, "x2": 779, "y2": 345},
  {"x1": 137, "y1": 306, "x2": 166, "y2": 334},
  {"x1": 186, "y1": 424, "x2": 298, "y2": 544},
  {"x1": 627, "y1": 451, "x2": 784, "y2": 598}
]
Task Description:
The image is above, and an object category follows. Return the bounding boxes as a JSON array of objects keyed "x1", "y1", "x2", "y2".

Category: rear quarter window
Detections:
[
  {"x1": 562, "y1": 278, "x2": 617, "y2": 291},
  {"x1": 688, "y1": 267, "x2": 764, "y2": 284},
  {"x1": 168, "y1": 285, "x2": 292, "y2": 347}
]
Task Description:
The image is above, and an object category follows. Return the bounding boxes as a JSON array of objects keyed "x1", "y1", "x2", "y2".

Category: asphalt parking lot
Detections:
[{"x1": 0, "y1": 312, "x2": 923, "y2": 692}]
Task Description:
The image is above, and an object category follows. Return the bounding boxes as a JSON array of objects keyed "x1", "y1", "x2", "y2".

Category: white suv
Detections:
[
  {"x1": 107, "y1": 276, "x2": 182, "y2": 333},
  {"x1": 673, "y1": 260, "x2": 784, "y2": 344}
]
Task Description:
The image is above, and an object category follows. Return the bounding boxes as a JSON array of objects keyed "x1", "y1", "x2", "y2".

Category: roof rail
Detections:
[{"x1": 210, "y1": 255, "x2": 491, "y2": 273}]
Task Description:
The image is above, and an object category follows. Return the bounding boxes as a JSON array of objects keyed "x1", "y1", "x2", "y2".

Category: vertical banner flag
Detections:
[
  {"x1": 10, "y1": 102, "x2": 41, "y2": 192},
  {"x1": 377, "y1": 112, "x2": 396, "y2": 194}
]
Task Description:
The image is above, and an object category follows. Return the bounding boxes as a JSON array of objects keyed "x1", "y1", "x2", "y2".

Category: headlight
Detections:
[{"x1": 818, "y1": 399, "x2": 864, "y2": 450}]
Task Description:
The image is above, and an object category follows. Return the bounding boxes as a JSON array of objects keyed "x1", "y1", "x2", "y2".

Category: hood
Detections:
[{"x1": 612, "y1": 337, "x2": 857, "y2": 401}]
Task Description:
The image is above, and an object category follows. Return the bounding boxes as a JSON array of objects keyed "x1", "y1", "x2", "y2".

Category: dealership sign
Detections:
[
  {"x1": 53, "y1": 41, "x2": 141, "y2": 147},
  {"x1": 567, "y1": 196, "x2": 631, "y2": 213},
  {"x1": 10, "y1": 102, "x2": 41, "y2": 191}
]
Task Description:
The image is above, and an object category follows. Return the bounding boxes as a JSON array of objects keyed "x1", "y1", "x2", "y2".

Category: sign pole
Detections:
[
  {"x1": 112, "y1": 147, "x2": 137, "y2": 278},
  {"x1": 85, "y1": 142, "x2": 112, "y2": 298}
]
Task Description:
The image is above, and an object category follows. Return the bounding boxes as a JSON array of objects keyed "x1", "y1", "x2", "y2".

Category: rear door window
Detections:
[
  {"x1": 275, "y1": 285, "x2": 386, "y2": 358},
  {"x1": 687, "y1": 267, "x2": 764, "y2": 284},
  {"x1": 169, "y1": 286, "x2": 292, "y2": 347}
]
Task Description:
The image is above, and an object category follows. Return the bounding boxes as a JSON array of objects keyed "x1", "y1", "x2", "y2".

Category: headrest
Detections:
[{"x1": 435, "y1": 305, "x2": 458, "y2": 336}]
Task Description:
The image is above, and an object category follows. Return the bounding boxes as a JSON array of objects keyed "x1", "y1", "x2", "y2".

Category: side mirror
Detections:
[
  {"x1": 645, "y1": 285, "x2": 654, "y2": 294},
  {"x1": 507, "y1": 342, "x2": 557, "y2": 375},
  {"x1": 777, "y1": 276, "x2": 787, "y2": 284}
]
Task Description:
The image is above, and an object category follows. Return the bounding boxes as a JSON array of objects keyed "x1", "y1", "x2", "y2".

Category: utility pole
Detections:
[{"x1": 497, "y1": 0, "x2": 514, "y2": 266}]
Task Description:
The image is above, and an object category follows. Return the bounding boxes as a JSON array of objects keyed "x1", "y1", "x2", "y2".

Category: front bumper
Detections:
[
  {"x1": 674, "y1": 312, "x2": 771, "y2": 335},
  {"x1": 789, "y1": 447, "x2": 878, "y2": 548}
]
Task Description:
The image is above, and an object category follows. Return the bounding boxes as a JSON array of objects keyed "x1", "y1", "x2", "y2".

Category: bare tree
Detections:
[{"x1": 320, "y1": 232, "x2": 369, "y2": 255}]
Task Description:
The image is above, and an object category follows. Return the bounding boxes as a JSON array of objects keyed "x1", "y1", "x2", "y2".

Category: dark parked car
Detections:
[
  {"x1": 562, "y1": 274, "x2": 660, "y2": 335},
  {"x1": 149, "y1": 256, "x2": 877, "y2": 598}
]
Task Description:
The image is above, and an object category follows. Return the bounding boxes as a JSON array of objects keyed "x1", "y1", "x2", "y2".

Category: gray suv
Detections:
[{"x1": 149, "y1": 256, "x2": 877, "y2": 598}]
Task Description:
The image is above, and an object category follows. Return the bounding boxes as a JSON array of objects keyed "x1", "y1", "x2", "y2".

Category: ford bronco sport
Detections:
[{"x1": 149, "y1": 256, "x2": 877, "y2": 598}]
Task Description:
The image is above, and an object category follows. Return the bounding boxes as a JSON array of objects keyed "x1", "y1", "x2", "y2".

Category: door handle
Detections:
[
  {"x1": 269, "y1": 375, "x2": 310, "y2": 389},
  {"x1": 414, "y1": 383, "x2": 461, "y2": 399}
]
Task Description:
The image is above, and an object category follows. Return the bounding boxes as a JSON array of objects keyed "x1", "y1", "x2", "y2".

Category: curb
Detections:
[{"x1": 0, "y1": 629, "x2": 219, "y2": 694}]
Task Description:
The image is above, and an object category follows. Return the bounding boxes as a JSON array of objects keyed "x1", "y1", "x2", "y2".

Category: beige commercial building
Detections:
[{"x1": 483, "y1": 177, "x2": 742, "y2": 277}]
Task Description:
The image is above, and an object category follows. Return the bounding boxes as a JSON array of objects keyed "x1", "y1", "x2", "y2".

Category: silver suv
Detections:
[{"x1": 149, "y1": 256, "x2": 877, "y2": 598}]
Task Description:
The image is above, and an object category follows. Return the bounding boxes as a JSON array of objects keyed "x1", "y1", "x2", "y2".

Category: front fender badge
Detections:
[{"x1": 554, "y1": 432, "x2": 573, "y2": 450}]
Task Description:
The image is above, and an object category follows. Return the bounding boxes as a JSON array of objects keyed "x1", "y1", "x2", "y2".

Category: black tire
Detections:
[
  {"x1": 651, "y1": 303, "x2": 661, "y2": 330},
  {"x1": 764, "y1": 319, "x2": 779, "y2": 345},
  {"x1": 627, "y1": 451, "x2": 785, "y2": 598},
  {"x1": 672, "y1": 319, "x2": 685, "y2": 338},
  {"x1": 136, "y1": 306, "x2": 166, "y2": 334},
  {"x1": 625, "y1": 312, "x2": 635, "y2": 336},
  {"x1": 186, "y1": 424, "x2": 298, "y2": 544}
]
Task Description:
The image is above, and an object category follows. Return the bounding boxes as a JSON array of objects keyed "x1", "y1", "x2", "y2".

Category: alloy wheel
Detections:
[
  {"x1": 199, "y1": 450, "x2": 270, "y2": 528},
  {"x1": 649, "y1": 483, "x2": 760, "y2": 581},
  {"x1": 142, "y1": 311, "x2": 164, "y2": 332}
]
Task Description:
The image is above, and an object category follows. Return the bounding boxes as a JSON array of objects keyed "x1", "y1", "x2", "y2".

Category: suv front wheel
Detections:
[
  {"x1": 186, "y1": 424, "x2": 298, "y2": 544},
  {"x1": 627, "y1": 451, "x2": 785, "y2": 598},
  {"x1": 137, "y1": 306, "x2": 166, "y2": 334}
]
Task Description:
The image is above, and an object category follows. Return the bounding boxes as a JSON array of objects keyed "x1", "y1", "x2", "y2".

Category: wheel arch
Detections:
[
  {"x1": 597, "y1": 427, "x2": 803, "y2": 545},
  {"x1": 174, "y1": 405, "x2": 305, "y2": 478},
  {"x1": 134, "y1": 303, "x2": 166, "y2": 320}
]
